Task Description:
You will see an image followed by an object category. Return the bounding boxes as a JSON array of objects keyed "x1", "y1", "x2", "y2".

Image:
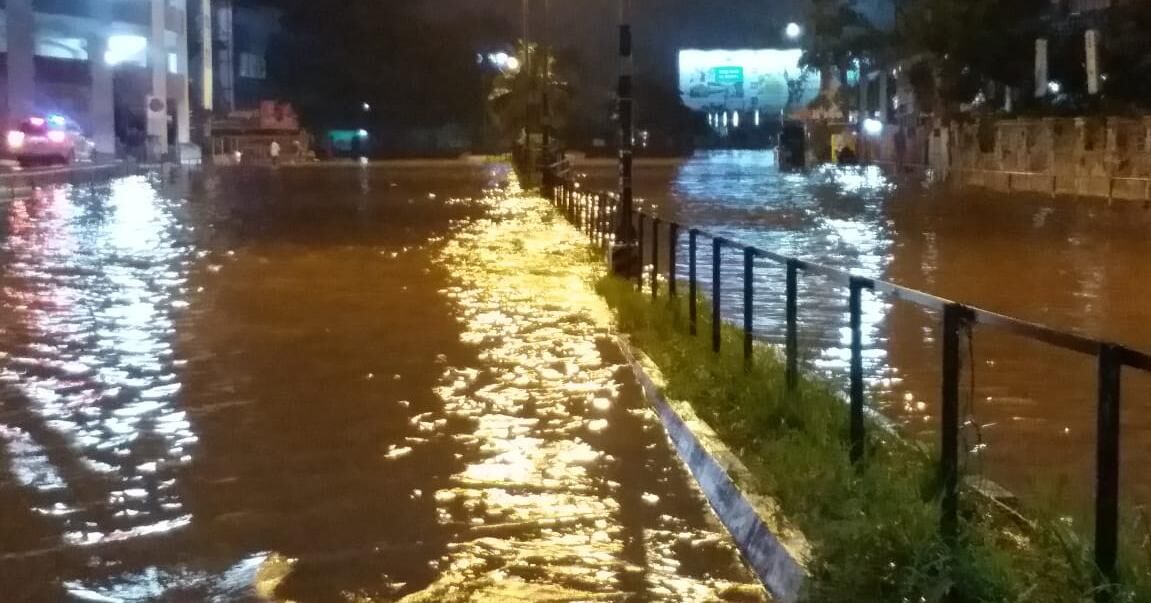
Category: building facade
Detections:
[
  {"x1": 0, "y1": 0, "x2": 206, "y2": 157},
  {"x1": 206, "y1": 0, "x2": 274, "y2": 114}
]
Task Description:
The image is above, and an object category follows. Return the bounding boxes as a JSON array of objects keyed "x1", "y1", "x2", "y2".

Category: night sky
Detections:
[{"x1": 437, "y1": 0, "x2": 807, "y2": 84}]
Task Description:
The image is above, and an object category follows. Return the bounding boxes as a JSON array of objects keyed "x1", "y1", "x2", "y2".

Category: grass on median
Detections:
[{"x1": 595, "y1": 273, "x2": 1151, "y2": 603}]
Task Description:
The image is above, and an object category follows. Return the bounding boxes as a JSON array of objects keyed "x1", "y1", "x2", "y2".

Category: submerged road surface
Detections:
[{"x1": 0, "y1": 164, "x2": 765, "y2": 601}]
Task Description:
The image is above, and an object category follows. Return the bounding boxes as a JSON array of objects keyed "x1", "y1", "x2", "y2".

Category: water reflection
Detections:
[
  {"x1": 0, "y1": 164, "x2": 765, "y2": 600},
  {"x1": 0, "y1": 177, "x2": 195, "y2": 598},
  {"x1": 404, "y1": 172, "x2": 763, "y2": 601}
]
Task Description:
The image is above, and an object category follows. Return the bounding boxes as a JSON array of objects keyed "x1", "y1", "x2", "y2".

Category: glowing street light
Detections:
[
  {"x1": 862, "y1": 118, "x2": 884, "y2": 137},
  {"x1": 505, "y1": 56, "x2": 521, "y2": 72},
  {"x1": 785, "y1": 22, "x2": 802, "y2": 40}
]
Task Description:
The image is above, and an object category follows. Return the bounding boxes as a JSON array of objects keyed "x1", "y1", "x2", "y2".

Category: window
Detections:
[
  {"x1": 239, "y1": 52, "x2": 266, "y2": 79},
  {"x1": 105, "y1": 35, "x2": 148, "y2": 66},
  {"x1": 36, "y1": 36, "x2": 88, "y2": 60},
  {"x1": 168, "y1": 52, "x2": 179, "y2": 74}
]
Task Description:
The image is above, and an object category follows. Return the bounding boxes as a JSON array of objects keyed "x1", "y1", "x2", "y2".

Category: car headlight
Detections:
[{"x1": 7, "y1": 131, "x2": 24, "y2": 148}]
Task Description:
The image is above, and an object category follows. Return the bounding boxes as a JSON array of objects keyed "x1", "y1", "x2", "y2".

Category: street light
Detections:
[
  {"x1": 505, "y1": 56, "x2": 521, "y2": 72},
  {"x1": 785, "y1": 22, "x2": 802, "y2": 40}
]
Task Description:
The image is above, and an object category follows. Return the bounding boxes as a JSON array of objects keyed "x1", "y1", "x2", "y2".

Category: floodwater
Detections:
[
  {"x1": 583, "y1": 150, "x2": 1151, "y2": 510},
  {"x1": 0, "y1": 165, "x2": 765, "y2": 601}
]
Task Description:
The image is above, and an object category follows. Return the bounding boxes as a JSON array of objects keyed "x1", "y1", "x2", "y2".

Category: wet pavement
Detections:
[
  {"x1": 582, "y1": 150, "x2": 1151, "y2": 510},
  {"x1": 0, "y1": 164, "x2": 765, "y2": 601}
]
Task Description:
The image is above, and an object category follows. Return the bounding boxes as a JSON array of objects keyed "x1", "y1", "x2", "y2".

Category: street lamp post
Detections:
[
  {"x1": 611, "y1": 0, "x2": 639, "y2": 278},
  {"x1": 541, "y1": 0, "x2": 552, "y2": 162},
  {"x1": 522, "y1": 0, "x2": 539, "y2": 182}
]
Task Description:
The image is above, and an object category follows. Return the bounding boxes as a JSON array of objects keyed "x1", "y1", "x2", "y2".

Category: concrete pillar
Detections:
[
  {"x1": 1143, "y1": 117, "x2": 1151, "y2": 178},
  {"x1": 176, "y1": 77, "x2": 191, "y2": 145},
  {"x1": 1074, "y1": 118, "x2": 1086, "y2": 196},
  {"x1": 176, "y1": 4, "x2": 192, "y2": 145},
  {"x1": 6, "y1": 0, "x2": 36, "y2": 124},
  {"x1": 148, "y1": 0, "x2": 170, "y2": 155},
  {"x1": 88, "y1": 33, "x2": 116, "y2": 156},
  {"x1": 198, "y1": 0, "x2": 214, "y2": 112},
  {"x1": 878, "y1": 71, "x2": 890, "y2": 123},
  {"x1": 1042, "y1": 118, "x2": 1056, "y2": 175}
]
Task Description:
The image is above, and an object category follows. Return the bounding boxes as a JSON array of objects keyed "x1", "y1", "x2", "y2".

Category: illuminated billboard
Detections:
[{"x1": 678, "y1": 49, "x2": 820, "y2": 116}]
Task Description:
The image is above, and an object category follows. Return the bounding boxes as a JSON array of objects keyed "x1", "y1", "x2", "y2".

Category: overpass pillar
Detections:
[
  {"x1": 6, "y1": 0, "x2": 36, "y2": 125},
  {"x1": 148, "y1": 0, "x2": 170, "y2": 157},
  {"x1": 88, "y1": 29, "x2": 117, "y2": 156}
]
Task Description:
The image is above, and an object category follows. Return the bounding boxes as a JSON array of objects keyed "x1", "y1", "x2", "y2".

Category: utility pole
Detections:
[
  {"x1": 541, "y1": 0, "x2": 552, "y2": 162},
  {"x1": 611, "y1": 0, "x2": 639, "y2": 277},
  {"x1": 523, "y1": 0, "x2": 538, "y2": 181}
]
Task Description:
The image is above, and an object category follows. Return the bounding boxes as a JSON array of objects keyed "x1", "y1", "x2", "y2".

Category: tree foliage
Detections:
[
  {"x1": 800, "y1": 0, "x2": 1151, "y2": 116},
  {"x1": 487, "y1": 42, "x2": 572, "y2": 146},
  {"x1": 896, "y1": 0, "x2": 1047, "y2": 113}
]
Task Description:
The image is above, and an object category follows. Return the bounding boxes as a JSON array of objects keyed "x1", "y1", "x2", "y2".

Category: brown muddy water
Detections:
[{"x1": 0, "y1": 164, "x2": 765, "y2": 602}]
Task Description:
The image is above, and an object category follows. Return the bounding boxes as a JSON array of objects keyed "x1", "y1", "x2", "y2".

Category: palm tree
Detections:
[{"x1": 487, "y1": 41, "x2": 571, "y2": 148}]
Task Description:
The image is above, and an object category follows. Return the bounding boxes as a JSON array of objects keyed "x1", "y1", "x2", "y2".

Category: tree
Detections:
[
  {"x1": 486, "y1": 41, "x2": 572, "y2": 147},
  {"x1": 801, "y1": 0, "x2": 885, "y2": 78},
  {"x1": 897, "y1": 0, "x2": 1047, "y2": 115},
  {"x1": 1099, "y1": 2, "x2": 1151, "y2": 112}
]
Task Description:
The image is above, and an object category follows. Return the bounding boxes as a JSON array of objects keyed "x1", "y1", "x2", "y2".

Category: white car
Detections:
[{"x1": 7, "y1": 115, "x2": 95, "y2": 166}]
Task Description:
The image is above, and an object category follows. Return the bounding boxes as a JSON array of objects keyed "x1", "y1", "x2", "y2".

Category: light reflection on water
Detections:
[
  {"x1": 403, "y1": 171, "x2": 763, "y2": 601},
  {"x1": 0, "y1": 165, "x2": 765, "y2": 601},
  {"x1": 584, "y1": 149, "x2": 1151, "y2": 507},
  {"x1": 0, "y1": 177, "x2": 195, "y2": 556}
]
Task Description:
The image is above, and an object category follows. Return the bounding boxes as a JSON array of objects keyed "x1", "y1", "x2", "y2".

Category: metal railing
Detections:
[
  {"x1": 548, "y1": 175, "x2": 1151, "y2": 598},
  {"x1": 954, "y1": 167, "x2": 1151, "y2": 201},
  {"x1": 0, "y1": 162, "x2": 146, "y2": 198}
]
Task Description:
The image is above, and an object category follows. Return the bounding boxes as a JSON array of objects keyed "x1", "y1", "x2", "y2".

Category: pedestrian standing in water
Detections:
[{"x1": 269, "y1": 140, "x2": 281, "y2": 166}]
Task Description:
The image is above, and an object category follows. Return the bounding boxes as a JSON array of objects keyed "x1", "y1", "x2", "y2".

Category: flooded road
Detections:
[
  {"x1": 583, "y1": 150, "x2": 1151, "y2": 510},
  {"x1": 0, "y1": 165, "x2": 764, "y2": 601}
]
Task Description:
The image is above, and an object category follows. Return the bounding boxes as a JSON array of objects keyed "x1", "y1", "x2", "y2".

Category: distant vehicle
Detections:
[
  {"x1": 6, "y1": 115, "x2": 95, "y2": 166},
  {"x1": 687, "y1": 83, "x2": 729, "y2": 99}
]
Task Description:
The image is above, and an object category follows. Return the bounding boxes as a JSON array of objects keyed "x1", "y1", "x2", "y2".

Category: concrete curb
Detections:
[{"x1": 613, "y1": 335, "x2": 809, "y2": 603}]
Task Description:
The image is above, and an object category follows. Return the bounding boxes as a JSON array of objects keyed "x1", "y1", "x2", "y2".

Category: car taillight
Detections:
[
  {"x1": 47, "y1": 130, "x2": 66, "y2": 143},
  {"x1": 7, "y1": 131, "x2": 24, "y2": 148}
]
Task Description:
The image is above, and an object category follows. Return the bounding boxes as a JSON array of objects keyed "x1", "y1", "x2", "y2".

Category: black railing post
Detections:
[
  {"x1": 591, "y1": 193, "x2": 599, "y2": 239},
  {"x1": 582, "y1": 193, "x2": 589, "y2": 232},
  {"x1": 636, "y1": 212, "x2": 646, "y2": 290},
  {"x1": 941, "y1": 303, "x2": 965, "y2": 547},
  {"x1": 689, "y1": 229, "x2": 699, "y2": 336},
  {"x1": 786, "y1": 259, "x2": 800, "y2": 391},
  {"x1": 1095, "y1": 343, "x2": 1122, "y2": 600},
  {"x1": 743, "y1": 247, "x2": 754, "y2": 365},
  {"x1": 603, "y1": 194, "x2": 612, "y2": 248},
  {"x1": 651, "y1": 217, "x2": 660, "y2": 299},
  {"x1": 584, "y1": 193, "x2": 592, "y2": 235},
  {"x1": 712, "y1": 237, "x2": 723, "y2": 354},
  {"x1": 849, "y1": 276, "x2": 868, "y2": 465},
  {"x1": 668, "y1": 223, "x2": 679, "y2": 299}
]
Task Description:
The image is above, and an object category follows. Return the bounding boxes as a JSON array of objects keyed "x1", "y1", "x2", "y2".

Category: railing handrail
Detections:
[{"x1": 632, "y1": 207, "x2": 1151, "y2": 372}]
